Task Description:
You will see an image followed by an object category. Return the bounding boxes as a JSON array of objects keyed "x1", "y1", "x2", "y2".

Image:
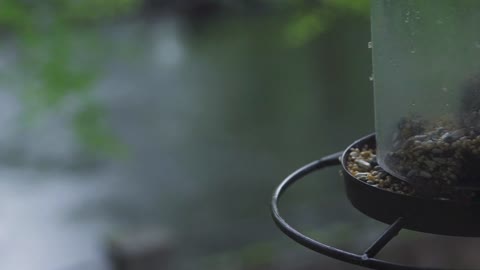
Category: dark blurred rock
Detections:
[
  {"x1": 141, "y1": 0, "x2": 270, "y2": 19},
  {"x1": 108, "y1": 229, "x2": 173, "y2": 270},
  {"x1": 142, "y1": 0, "x2": 225, "y2": 19}
]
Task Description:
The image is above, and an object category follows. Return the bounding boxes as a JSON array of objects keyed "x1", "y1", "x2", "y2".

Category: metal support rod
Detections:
[
  {"x1": 271, "y1": 134, "x2": 480, "y2": 269},
  {"x1": 271, "y1": 148, "x2": 458, "y2": 269},
  {"x1": 363, "y1": 217, "x2": 405, "y2": 259}
]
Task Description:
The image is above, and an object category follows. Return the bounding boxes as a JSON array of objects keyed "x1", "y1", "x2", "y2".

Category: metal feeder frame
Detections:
[{"x1": 271, "y1": 134, "x2": 480, "y2": 270}]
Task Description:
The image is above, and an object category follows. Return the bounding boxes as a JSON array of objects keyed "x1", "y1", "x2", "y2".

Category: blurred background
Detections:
[{"x1": 2, "y1": 0, "x2": 480, "y2": 269}]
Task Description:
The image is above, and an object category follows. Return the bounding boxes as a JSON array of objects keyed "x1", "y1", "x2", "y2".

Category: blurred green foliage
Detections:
[
  {"x1": 0, "y1": 0, "x2": 368, "y2": 153},
  {"x1": 0, "y1": 0, "x2": 139, "y2": 153},
  {"x1": 286, "y1": 0, "x2": 370, "y2": 46}
]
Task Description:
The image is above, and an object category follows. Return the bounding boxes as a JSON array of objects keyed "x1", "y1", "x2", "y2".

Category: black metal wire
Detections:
[
  {"x1": 364, "y1": 218, "x2": 405, "y2": 259},
  {"x1": 270, "y1": 152, "x2": 464, "y2": 270}
]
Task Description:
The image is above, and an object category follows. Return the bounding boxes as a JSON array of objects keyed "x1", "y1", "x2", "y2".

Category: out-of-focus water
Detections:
[{"x1": 0, "y1": 15, "x2": 375, "y2": 270}]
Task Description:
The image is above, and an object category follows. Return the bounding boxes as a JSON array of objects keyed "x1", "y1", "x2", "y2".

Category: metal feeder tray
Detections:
[{"x1": 271, "y1": 133, "x2": 480, "y2": 270}]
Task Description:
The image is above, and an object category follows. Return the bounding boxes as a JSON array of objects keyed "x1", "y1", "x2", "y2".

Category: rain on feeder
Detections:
[
  {"x1": 271, "y1": 1, "x2": 480, "y2": 269},
  {"x1": 373, "y1": 0, "x2": 480, "y2": 197}
]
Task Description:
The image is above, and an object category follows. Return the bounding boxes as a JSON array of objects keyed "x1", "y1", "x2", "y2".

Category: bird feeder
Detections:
[{"x1": 271, "y1": 1, "x2": 480, "y2": 269}]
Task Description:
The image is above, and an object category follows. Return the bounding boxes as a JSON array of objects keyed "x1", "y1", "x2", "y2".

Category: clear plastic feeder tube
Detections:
[{"x1": 372, "y1": 0, "x2": 480, "y2": 193}]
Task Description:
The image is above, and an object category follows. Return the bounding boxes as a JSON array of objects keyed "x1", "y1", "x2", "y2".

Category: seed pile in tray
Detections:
[{"x1": 346, "y1": 146, "x2": 415, "y2": 196}]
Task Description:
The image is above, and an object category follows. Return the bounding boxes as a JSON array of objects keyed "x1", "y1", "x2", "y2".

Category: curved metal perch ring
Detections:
[{"x1": 270, "y1": 151, "x2": 476, "y2": 270}]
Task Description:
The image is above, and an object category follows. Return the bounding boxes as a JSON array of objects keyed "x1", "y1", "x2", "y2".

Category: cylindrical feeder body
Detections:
[{"x1": 372, "y1": 0, "x2": 480, "y2": 195}]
